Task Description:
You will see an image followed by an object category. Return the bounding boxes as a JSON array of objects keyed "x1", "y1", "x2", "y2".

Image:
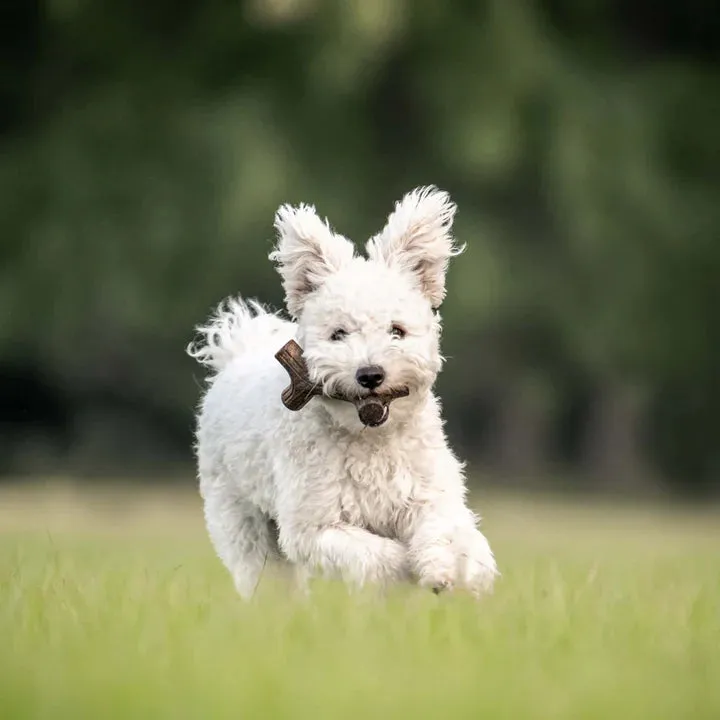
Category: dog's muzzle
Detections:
[{"x1": 275, "y1": 339, "x2": 409, "y2": 428}]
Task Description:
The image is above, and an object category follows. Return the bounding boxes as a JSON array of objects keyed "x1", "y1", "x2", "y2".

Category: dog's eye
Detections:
[
  {"x1": 330, "y1": 328, "x2": 348, "y2": 342},
  {"x1": 390, "y1": 324, "x2": 406, "y2": 340}
]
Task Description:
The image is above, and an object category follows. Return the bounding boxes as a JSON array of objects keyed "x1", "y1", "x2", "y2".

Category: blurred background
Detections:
[{"x1": 1, "y1": 0, "x2": 719, "y2": 497}]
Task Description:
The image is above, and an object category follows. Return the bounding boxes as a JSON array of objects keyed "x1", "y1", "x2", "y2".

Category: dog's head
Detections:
[{"x1": 269, "y1": 186, "x2": 462, "y2": 429}]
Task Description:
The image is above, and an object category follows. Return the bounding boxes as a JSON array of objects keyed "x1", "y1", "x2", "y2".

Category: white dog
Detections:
[{"x1": 188, "y1": 186, "x2": 498, "y2": 599}]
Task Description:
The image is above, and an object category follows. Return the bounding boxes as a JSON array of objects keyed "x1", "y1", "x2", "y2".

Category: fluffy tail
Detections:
[{"x1": 186, "y1": 297, "x2": 289, "y2": 375}]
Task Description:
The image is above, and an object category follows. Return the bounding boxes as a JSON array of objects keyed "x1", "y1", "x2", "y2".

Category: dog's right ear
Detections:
[{"x1": 270, "y1": 203, "x2": 355, "y2": 318}]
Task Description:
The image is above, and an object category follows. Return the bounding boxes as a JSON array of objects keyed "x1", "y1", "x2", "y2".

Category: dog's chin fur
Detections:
[{"x1": 188, "y1": 186, "x2": 498, "y2": 599}]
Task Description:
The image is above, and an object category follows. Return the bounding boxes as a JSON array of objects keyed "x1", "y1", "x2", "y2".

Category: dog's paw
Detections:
[
  {"x1": 423, "y1": 571, "x2": 454, "y2": 592},
  {"x1": 459, "y1": 553, "x2": 498, "y2": 597},
  {"x1": 457, "y1": 532, "x2": 499, "y2": 597},
  {"x1": 413, "y1": 546, "x2": 458, "y2": 593}
]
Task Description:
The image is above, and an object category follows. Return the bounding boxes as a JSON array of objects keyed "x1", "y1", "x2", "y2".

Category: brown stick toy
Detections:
[
  {"x1": 275, "y1": 339, "x2": 409, "y2": 427},
  {"x1": 274, "y1": 339, "x2": 322, "y2": 411}
]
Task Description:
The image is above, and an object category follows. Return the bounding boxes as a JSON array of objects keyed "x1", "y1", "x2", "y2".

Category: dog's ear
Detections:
[
  {"x1": 366, "y1": 186, "x2": 462, "y2": 308},
  {"x1": 270, "y1": 203, "x2": 355, "y2": 317}
]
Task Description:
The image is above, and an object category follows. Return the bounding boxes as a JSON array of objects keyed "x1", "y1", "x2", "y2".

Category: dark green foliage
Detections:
[{"x1": 1, "y1": 0, "x2": 719, "y2": 490}]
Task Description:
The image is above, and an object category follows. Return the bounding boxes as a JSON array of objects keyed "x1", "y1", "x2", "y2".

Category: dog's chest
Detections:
[{"x1": 337, "y1": 445, "x2": 418, "y2": 538}]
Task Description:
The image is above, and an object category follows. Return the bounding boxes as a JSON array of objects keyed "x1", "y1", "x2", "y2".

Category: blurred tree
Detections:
[{"x1": 1, "y1": 0, "x2": 719, "y2": 491}]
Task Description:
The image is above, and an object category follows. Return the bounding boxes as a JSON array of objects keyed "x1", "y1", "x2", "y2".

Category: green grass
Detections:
[{"x1": 1, "y1": 483, "x2": 719, "y2": 719}]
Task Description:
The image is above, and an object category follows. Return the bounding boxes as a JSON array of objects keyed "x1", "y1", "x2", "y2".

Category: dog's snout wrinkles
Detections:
[{"x1": 356, "y1": 366, "x2": 385, "y2": 390}]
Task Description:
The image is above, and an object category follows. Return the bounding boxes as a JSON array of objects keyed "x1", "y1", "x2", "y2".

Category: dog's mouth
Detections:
[
  {"x1": 275, "y1": 340, "x2": 409, "y2": 428},
  {"x1": 325, "y1": 388, "x2": 410, "y2": 428}
]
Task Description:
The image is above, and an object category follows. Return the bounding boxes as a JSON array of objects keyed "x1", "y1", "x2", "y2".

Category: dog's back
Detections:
[{"x1": 188, "y1": 298, "x2": 297, "y2": 596}]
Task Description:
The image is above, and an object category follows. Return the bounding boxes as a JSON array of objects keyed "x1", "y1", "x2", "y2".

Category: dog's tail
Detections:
[{"x1": 186, "y1": 297, "x2": 290, "y2": 376}]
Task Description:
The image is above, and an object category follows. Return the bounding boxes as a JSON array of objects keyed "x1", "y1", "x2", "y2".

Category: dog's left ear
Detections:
[
  {"x1": 366, "y1": 186, "x2": 463, "y2": 308},
  {"x1": 270, "y1": 203, "x2": 355, "y2": 317}
]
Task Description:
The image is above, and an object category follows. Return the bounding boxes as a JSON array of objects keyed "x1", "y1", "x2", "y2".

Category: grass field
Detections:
[{"x1": 1, "y1": 481, "x2": 719, "y2": 719}]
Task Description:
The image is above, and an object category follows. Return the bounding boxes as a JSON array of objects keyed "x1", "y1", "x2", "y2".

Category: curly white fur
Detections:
[{"x1": 188, "y1": 186, "x2": 498, "y2": 599}]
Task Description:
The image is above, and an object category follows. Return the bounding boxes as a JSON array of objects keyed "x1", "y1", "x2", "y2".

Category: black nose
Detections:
[{"x1": 356, "y1": 365, "x2": 385, "y2": 390}]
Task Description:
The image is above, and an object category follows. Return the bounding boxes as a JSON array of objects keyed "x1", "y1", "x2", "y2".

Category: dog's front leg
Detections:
[
  {"x1": 277, "y1": 515, "x2": 411, "y2": 589},
  {"x1": 405, "y1": 451, "x2": 498, "y2": 596},
  {"x1": 273, "y1": 449, "x2": 411, "y2": 589},
  {"x1": 408, "y1": 502, "x2": 497, "y2": 596}
]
